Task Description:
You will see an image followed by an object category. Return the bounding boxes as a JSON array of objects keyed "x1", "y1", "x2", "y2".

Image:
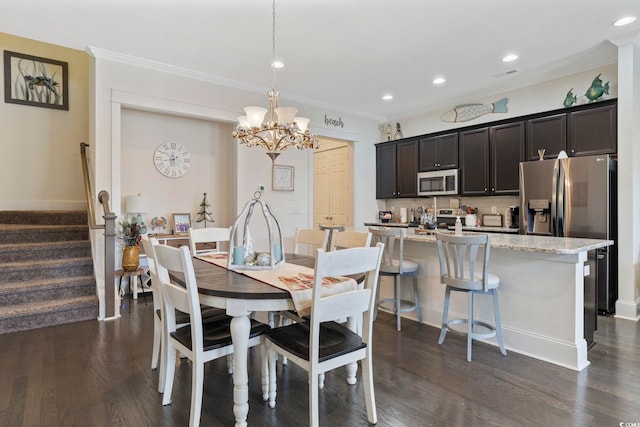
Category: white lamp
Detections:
[{"x1": 126, "y1": 193, "x2": 150, "y2": 224}]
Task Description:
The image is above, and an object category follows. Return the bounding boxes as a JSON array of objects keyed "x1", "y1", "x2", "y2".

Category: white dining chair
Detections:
[
  {"x1": 263, "y1": 243, "x2": 384, "y2": 427},
  {"x1": 188, "y1": 226, "x2": 231, "y2": 256},
  {"x1": 328, "y1": 230, "x2": 372, "y2": 251},
  {"x1": 293, "y1": 228, "x2": 330, "y2": 256},
  {"x1": 154, "y1": 244, "x2": 270, "y2": 427},
  {"x1": 435, "y1": 231, "x2": 507, "y2": 362}
]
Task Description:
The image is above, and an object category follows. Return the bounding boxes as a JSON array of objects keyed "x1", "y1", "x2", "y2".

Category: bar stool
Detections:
[
  {"x1": 115, "y1": 267, "x2": 147, "y2": 313},
  {"x1": 369, "y1": 227, "x2": 422, "y2": 331},
  {"x1": 435, "y1": 231, "x2": 507, "y2": 362}
]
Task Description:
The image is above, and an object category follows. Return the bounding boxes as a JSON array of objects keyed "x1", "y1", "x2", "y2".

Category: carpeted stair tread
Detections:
[
  {"x1": 0, "y1": 240, "x2": 91, "y2": 262},
  {"x1": 0, "y1": 296, "x2": 98, "y2": 334},
  {"x1": 0, "y1": 256, "x2": 93, "y2": 271},
  {"x1": 0, "y1": 210, "x2": 87, "y2": 225},
  {"x1": 0, "y1": 276, "x2": 95, "y2": 305},
  {"x1": 0, "y1": 225, "x2": 89, "y2": 244}
]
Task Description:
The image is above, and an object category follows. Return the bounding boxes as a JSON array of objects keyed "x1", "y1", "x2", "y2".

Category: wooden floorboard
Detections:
[{"x1": 0, "y1": 299, "x2": 639, "y2": 426}]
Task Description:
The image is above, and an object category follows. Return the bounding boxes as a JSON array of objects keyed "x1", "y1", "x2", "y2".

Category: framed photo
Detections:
[
  {"x1": 4, "y1": 50, "x2": 69, "y2": 110},
  {"x1": 272, "y1": 164, "x2": 294, "y2": 191},
  {"x1": 173, "y1": 213, "x2": 191, "y2": 234}
]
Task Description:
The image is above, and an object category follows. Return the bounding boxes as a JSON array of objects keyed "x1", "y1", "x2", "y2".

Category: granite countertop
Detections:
[
  {"x1": 448, "y1": 225, "x2": 520, "y2": 234},
  {"x1": 402, "y1": 229, "x2": 612, "y2": 254}
]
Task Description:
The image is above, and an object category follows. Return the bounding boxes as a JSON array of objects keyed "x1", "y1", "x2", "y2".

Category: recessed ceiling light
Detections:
[
  {"x1": 382, "y1": 94, "x2": 393, "y2": 101},
  {"x1": 271, "y1": 61, "x2": 284, "y2": 69},
  {"x1": 432, "y1": 77, "x2": 446, "y2": 85},
  {"x1": 502, "y1": 54, "x2": 518, "y2": 62},
  {"x1": 614, "y1": 16, "x2": 636, "y2": 26}
]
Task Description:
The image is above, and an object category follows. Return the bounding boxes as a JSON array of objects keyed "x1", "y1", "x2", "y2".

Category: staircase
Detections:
[{"x1": 0, "y1": 211, "x2": 98, "y2": 334}]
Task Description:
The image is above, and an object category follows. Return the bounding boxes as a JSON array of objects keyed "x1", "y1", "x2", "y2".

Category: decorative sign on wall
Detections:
[
  {"x1": 3, "y1": 50, "x2": 69, "y2": 110},
  {"x1": 324, "y1": 114, "x2": 345, "y2": 128},
  {"x1": 440, "y1": 98, "x2": 508, "y2": 123}
]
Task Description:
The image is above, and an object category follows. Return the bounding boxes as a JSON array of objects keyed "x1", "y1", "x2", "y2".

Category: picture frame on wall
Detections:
[
  {"x1": 272, "y1": 164, "x2": 294, "y2": 191},
  {"x1": 173, "y1": 213, "x2": 191, "y2": 234},
  {"x1": 3, "y1": 50, "x2": 69, "y2": 110}
]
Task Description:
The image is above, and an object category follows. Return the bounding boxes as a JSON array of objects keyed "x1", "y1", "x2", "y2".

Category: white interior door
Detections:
[{"x1": 313, "y1": 141, "x2": 353, "y2": 228}]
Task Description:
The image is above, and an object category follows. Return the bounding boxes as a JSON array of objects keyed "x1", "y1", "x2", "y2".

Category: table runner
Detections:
[{"x1": 195, "y1": 253, "x2": 357, "y2": 316}]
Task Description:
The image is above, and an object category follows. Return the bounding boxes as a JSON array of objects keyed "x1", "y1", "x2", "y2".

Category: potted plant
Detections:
[{"x1": 118, "y1": 216, "x2": 147, "y2": 271}]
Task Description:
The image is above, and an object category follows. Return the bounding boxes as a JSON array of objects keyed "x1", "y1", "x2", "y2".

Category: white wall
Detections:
[
  {"x1": 121, "y1": 108, "x2": 233, "y2": 230},
  {"x1": 88, "y1": 49, "x2": 381, "y2": 250}
]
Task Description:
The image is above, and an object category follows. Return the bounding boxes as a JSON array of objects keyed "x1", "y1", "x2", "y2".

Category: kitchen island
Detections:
[{"x1": 371, "y1": 227, "x2": 612, "y2": 371}]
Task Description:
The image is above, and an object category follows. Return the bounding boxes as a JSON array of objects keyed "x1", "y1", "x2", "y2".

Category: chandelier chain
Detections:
[{"x1": 271, "y1": 0, "x2": 277, "y2": 92}]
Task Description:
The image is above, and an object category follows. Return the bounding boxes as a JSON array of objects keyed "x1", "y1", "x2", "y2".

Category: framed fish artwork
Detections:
[
  {"x1": 441, "y1": 98, "x2": 508, "y2": 123},
  {"x1": 3, "y1": 50, "x2": 69, "y2": 110}
]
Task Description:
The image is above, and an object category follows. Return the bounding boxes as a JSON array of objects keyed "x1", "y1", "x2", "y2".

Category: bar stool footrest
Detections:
[
  {"x1": 446, "y1": 319, "x2": 497, "y2": 340},
  {"x1": 379, "y1": 298, "x2": 418, "y2": 314}
]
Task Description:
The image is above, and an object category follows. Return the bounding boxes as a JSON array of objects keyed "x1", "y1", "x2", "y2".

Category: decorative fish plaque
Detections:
[{"x1": 441, "y1": 98, "x2": 508, "y2": 122}]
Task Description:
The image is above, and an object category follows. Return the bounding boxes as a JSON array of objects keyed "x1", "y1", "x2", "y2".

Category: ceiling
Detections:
[{"x1": 2, "y1": 0, "x2": 639, "y2": 121}]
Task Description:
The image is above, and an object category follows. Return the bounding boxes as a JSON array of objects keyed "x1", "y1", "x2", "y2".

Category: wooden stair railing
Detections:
[{"x1": 80, "y1": 142, "x2": 118, "y2": 319}]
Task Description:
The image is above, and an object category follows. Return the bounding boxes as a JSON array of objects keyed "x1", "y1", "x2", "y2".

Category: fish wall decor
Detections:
[
  {"x1": 585, "y1": 73, "x2": 609, "y2": 103},
  {"x1": 563, "y1": 88, "x2": 577, "y2": 107},
  {"x1": 441, "y1": 98, "x2": 508, "y2": 122}
]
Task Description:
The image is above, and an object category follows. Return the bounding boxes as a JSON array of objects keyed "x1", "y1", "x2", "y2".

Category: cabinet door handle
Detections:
[{"x1": 492, "y1": 187, "x2": 495, "y2": 191}]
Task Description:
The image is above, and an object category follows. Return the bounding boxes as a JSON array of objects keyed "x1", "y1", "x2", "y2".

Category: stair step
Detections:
[
  {"x1": 0, "y1": 276, "x2": 96, "y2": 306},
  {"x1": 0, "y1": 296, "x2": 98, "y2": 334},
  {"x1": 0, "y1": 240, "x2": 91, "y2": 263},
  {"x1": 0, "y1": 210, "x2": 87, "y2": 225},
  {"x1": 0, "y1": 257, "x2": 94, "y2": 283},
  {"x1": 0, "y1": 224, "x2": 88, "y2": 244}
]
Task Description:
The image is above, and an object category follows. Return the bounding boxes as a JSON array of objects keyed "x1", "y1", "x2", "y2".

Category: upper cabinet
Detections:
[
  {"x1": 375, "y1": 142, "x2": 397, "y2": 199},
  {"x1": 459, "y1": 122, "x2": 524, "y2": 196},
  {"x1": 568, "y1": 102, "x2": 617, "y2": 156},
  {"x1": 490, "y1": 121, "x2": 525, "y2": 194},
  {"x1": 375, "y1": 139, "x2": 418, "y2": 199},
  {"x1": 418, "y1": 133, "x2": 458, "y2": 171},
  {"x1": 459, "y1": 128, "x2": 490, "y2": 195},
  {"x1": 526, "y1": 113, "x2": 567, "y2": 160}
]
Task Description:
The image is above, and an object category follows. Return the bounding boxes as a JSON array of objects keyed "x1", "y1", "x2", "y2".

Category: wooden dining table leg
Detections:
[{"x1": 230, "y1": 314, "x2": 251, "y2": 427}]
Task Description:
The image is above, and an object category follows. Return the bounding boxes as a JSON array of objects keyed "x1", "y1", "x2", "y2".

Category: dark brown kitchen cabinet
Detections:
[
  {"x1": 375, "y1": 143, "x2": 397, "y2": 199},
  {"x1": 418, "y1": 133, "x2": 458, "y2": 171},
  {"x1": 568, "y1": 103, "x2": 617, "y2": 156},
  {"x1": 526, "y1": 113, "x2": 567, "y2": 160},
  {"x1": 396, "y1": 139, "x2": 419, "y2": 197},
  {"x1": 375, "y1": 139, "x2": 418, "y2": 198},
  {"x1": 460, "y1": 122, "x2": 524, "y2": 196},
  {"x1": 459, "y1": 128, "x2": 490, "y2": 195},
  {"x1": 490, "y1": 121, "x2": 525, "y2": 194}
]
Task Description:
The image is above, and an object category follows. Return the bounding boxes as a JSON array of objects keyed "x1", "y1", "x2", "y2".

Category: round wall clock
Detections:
[{"x1": 153, "y1": 142, "x2": 191, "y2": 178}]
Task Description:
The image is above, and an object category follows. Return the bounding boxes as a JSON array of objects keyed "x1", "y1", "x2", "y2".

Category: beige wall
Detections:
[{"x1": 0, "y1": 32, "x2": 89, "y2": 210}]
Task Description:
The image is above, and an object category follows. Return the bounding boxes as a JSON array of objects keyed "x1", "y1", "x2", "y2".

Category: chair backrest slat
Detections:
[
  {"x1": 368, "y1": 227, "x2": 406, "y2": 274},
  {"x1": 436, "y1": 232, "x2": 491, "y2": 291},
  {"x1": 188, "y1": 227, "x2": 231, "y2": 255},
  {"x1": 329, "y1": 230, "x2": 372, "y2": 251},
  {"x1": 294, "y1": 228, "x2": 330, "y2": 255},
  {"x1": 140, "y1": 236, "x2": 163, "y2": 312}
]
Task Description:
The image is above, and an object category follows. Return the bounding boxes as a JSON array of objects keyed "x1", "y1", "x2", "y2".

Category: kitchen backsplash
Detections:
[{"x1": 383, "y1": 196, "x2": 519, "y2": 222}]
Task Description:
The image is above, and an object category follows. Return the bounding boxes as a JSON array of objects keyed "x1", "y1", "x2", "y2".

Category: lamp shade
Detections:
[
  {"x1": 295, "y1": 117, "x2": 310, "y2": 132},
  {"x1": 244, "y1": 106, "x2": 268, "y2": 128},
  {"x1": 274, "y1": 106, "x2": 298, "y2": 124},
  {"x1": 126, "y1": 194, "x2": 149, "y2": 214}
]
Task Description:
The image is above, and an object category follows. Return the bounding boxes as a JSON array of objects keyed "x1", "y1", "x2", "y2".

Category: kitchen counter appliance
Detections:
[
  {"x1": 519, "y1": 155, "x2": 617, "y2": 319},
  {"x1": 417, "y1": 169, "x2": 458, "y2": 196}
]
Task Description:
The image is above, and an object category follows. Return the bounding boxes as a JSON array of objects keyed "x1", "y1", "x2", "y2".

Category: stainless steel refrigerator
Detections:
[{"x1": 519, "y1": 155, "x2": 617, "y2": 326}]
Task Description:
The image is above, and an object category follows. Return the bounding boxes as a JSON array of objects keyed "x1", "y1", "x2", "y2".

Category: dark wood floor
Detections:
[{"x1": 1, "y1": 298, "x2": 639, "y2": 426}]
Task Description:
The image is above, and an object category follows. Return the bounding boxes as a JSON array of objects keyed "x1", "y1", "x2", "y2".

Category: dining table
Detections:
[{"x1": 171, "y1": 253, "x2": 316, "y2": 427}]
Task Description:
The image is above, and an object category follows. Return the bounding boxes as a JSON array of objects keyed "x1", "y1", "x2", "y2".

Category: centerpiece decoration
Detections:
[
  {"x1": 118, "y1": 216, "x2": 147, "y2": 271},
  {"x1": 228, "y1": 192, "x2": 285, "y2": 270}
]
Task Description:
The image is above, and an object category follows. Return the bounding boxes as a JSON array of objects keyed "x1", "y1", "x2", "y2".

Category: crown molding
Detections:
[{"x1": 86, "y1": 46, "x2": 385, "y2": 123}]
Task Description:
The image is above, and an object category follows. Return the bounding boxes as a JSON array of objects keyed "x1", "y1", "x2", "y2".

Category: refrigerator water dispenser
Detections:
[{"x1": 527, "y1": 199, "x2": 550, "y2": 234}]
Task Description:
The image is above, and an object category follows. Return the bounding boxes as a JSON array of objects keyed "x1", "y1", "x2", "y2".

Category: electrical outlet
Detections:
[{"x1": 491, "y1": 206, "x2": 497, "y2": 214}]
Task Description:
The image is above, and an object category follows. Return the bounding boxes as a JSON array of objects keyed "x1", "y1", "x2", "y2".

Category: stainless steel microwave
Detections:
[{"x1": 417, "y1": 169, "x2": 458, "y2": 196}]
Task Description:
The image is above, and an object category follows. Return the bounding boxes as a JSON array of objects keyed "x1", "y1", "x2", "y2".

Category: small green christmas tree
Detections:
[{"x1": 196, "y1": 192, "x2": 214, "y2": 228}]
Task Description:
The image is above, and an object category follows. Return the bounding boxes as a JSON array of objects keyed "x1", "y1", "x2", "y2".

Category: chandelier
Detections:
[{"x1": 232, "y1": 0, "x2": 319, "y2": 161}]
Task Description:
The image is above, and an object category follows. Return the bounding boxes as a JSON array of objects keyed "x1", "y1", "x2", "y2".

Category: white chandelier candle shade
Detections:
[{"x1": 232, "y1": 0, "x2": 318, "y2": 161}]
